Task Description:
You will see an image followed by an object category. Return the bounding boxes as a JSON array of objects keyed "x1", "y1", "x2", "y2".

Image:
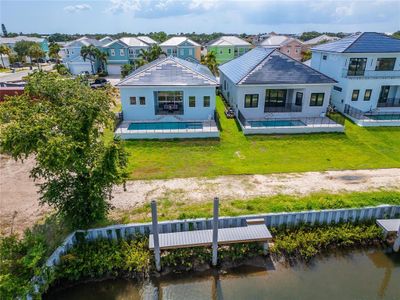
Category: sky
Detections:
[{"x1": 0, "y1": 0, "x2": 399, "y2": 35}]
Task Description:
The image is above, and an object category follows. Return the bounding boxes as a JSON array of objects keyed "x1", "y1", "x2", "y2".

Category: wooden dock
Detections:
[{"x1": 149, "y1": 224, "x2": 272, "y2": 250}]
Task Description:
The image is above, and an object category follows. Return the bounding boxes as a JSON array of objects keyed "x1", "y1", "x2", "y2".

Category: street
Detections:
[{"x1": 0, "y1": 64, "x2": 54, "y2": 82}]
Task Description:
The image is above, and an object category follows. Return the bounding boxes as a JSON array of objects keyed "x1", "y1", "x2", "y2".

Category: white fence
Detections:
[{"x1": 44, "y1": 204, "x2": 399, "y2": 268}]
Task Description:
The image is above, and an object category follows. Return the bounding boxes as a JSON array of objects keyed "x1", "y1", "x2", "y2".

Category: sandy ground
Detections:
[{"x1": 1, "y1": 155, "x2": 400, "y2": 234}]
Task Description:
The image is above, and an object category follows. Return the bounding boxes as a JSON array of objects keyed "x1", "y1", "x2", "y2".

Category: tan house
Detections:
[{"x1": 258, "y1": 35, "x2": 306, "y2": 61}]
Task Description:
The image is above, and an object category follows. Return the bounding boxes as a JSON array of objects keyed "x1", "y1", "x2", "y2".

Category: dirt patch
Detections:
[{"x1": 1, "y1": 154, "x2": 400, "y2": 234}]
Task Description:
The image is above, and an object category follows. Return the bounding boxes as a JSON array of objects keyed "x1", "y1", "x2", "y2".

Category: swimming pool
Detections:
[
  {"x1": 366, "y1": 114, "x2": 400, "y2": 121},
  {"x1": 249, "y1": 120, "x2": 306, "y2": 127},
  {"x1": 128, "y1": 122, "x2": 203, "y2": 131}
]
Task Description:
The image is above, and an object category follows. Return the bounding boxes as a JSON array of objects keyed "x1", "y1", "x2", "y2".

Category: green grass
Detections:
[
  {"x1": 113, "y1": 190, "x2": 400, "y2": 224},
  {"x1": 118, "y1": 96, "x2": 400, "y2": 180}
]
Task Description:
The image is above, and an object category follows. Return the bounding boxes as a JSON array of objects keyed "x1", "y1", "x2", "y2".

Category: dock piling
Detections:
[
  {"x1": 212, "y1": 197, "x2": 219, "y2": 266},
  {"x1": 151, "y1": 200, "x2": 161, "y2": 271}
]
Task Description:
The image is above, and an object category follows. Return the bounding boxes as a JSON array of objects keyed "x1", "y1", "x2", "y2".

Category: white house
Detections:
[
  {"x1": 311, "y1": 32, "x2": 400, "y2": 127},
  {"x1": 115, "y1": 56, "x2": 219, "y2": 139},
  {"x1": 219, "y1": 47, "x2": 344, "y2": 134}
]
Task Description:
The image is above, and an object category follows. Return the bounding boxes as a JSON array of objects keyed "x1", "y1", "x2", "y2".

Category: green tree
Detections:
[
  {"x1": 0, "y1": 44, "x2": 11, "y2": 68},
  {"x1": 121, "y1": 63, "x2": 134, "y2": 78},
  {"x1": 13, "y1": 40, "x2": 36, "y2": 62},
  {"x1": 201, "y1": 51, "x2": 218, "y2": 75},
  {"x1": 96, "y1": 49, "x2": 108, "y2": 73},
  {"x1": 136, "y1": 44, "x2": 166, "y2": 67},
  {"x1": 392, "y1": 31, "x2": 400, "y2": 39},
  {"x1": 0, "y1": 72, "x2": 127, "y2": 228},
  {"x1": 28, "y1": 44, "x2": 45, "y2": 69},
  {"x1": 48, "y1": 42, "x2": 61, "y2": 63},
  {"x1": 80, "y1": 45, "x2": 98, "y2": 74},
  {"x1": 301, "y1": 49, "x2": 312, "y2": 62}
]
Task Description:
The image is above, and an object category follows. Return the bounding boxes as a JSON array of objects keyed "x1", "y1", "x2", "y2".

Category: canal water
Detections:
[{"x1": 45, "y1": 249, "x2": 400, "y2": 300}]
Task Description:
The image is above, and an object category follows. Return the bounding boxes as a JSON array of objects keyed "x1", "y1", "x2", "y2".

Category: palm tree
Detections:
[
  {"x1": 201, "y1": 51, "x2": 218, "y2": 76},
  {"x1": 28, "y1": 44, "x2": 45, "y2": 69},
  {"x1": 136, "y1": 45, "x2": 166, "y2": 67},
  {"x1": 49, "y1": 42, "x2": 61, "y2": 63},
  {"x1": 80, "y1": 45, "x2": 98, "y2": 74},
  {"x1": 95, "y1": 49, "x2": 108, "y2": 73},
  {"x1": 0, "y1": 44, "x2": 11, "y2": 68}
]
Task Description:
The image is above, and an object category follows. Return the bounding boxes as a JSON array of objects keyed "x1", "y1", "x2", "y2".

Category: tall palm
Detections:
[
  {"x1": 0, "y1": 44, "x2": 11, "y2": 68},
  {"x1": 80, "y1": 45, "x2": 98, "y2": 74},
  {"x1": 201, "y1": 51, "x2": 218, "y2": 76},
  {"x1": 96, "y1": 50, "x2": 108, "y2": 73},
  {"x1": 49, "y1": 42, "x2": 61, "y2": 63},
  {"x1": 149, "y1": 44, "x2": 166, "y2": 61},
  {"x1": 136, "y1": 45, "x2": 166, "y2": 67}
]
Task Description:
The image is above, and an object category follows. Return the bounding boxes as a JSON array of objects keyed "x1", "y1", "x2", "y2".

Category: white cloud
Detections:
[{"x1": 64, "y1": 3, "x2": 92, "y2": 13}]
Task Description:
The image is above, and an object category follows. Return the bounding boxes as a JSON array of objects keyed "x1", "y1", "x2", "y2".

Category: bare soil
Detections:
[{"x1": 1, "y1": 155, "x2": 399, "y2": 235}]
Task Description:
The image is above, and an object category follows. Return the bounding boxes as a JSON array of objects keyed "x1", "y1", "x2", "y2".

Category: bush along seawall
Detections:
[{"x1": 4, "y1": 204, "x2": 400, "y2": 299}]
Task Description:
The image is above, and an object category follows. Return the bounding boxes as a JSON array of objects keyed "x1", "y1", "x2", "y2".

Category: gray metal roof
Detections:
[
  {"x1": 117, "y1": 56, "x2": 218, "y2": 86},
  {"x1": 312, "y1": 32, "x2": 400, "y2": 53},
  {"x1": 219, "y1": 47, "x2": 336, "y2": 85},
  {"x1": 149, "y1": 224, "x2": 272, "y2": 250}
]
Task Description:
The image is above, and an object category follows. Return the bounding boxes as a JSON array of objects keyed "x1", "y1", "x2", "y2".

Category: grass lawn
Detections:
[
  {"x1": 118, "y1": 96, "x2": 400, "y2": 180},
  {"x1": 113, "y1": 190, "x2": 400, "y2": 224}
]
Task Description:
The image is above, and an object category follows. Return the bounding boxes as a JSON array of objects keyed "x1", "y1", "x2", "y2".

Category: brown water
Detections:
[{"x1": 45, "y1": 249, "x2": 400, "y2": 300}]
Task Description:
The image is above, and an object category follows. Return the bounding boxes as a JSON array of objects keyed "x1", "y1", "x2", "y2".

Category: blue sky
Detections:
[{"x1": 0, "y1": 0, "x2": 399, "y2": 34}]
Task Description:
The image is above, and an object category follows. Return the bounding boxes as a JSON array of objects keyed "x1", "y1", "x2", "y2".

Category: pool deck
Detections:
[
  {"x1": 344, "y1": 110, "x2": 400, "y2": 127},
  {"x1": 241, "y1": 117, "x2": 344, "y2": 135},
  {"x1": 115, "y1": 120, "x2": 219, "y2": 139}
]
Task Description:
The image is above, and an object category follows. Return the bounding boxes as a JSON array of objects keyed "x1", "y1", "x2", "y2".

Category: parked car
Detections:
[
  {"x1": 10, "y1": 62, "x2": 23, "y2": 68},
  {"x1": 90, "y1": 78, "x2": 109, "y2": 89},
  {"x1": 79, "y1": 71, "x2": 90, "y2": 76}
]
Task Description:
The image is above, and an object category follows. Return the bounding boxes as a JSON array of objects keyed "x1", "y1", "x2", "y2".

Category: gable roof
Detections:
[
  {"x1": 219, "y1": 47, "x2": 336, "y2": 85},
  {"x1": 64, "y1": 37, "x2": 102, "y2": 48},
  {"x1": 303, "y1": 34, "x2": 339, "y2": 45},
  {"x1": 99, "y1": 36, "x2": 114, "y2": 45},
  {"x1": 208, "y1": 36, "x2": 251, "y2": 47},
  {"x1": 117, "y1": 56, "x2": 218, "y2": 87},
  {"x1": 311, "y1": 32, "x2": 400, "y2": 53},
  {"x1": 137, "y1": 36, "x2": 158, "y2": 45},
  {"x1": 119, "y1": 37, "x2": 149, "y2": 47},
  {"x1": 259, "y1": 35, "x2": 290, "y2": 47},
  {"x1": 160, "y1": 37, "x2": 200, "y2": 47}
]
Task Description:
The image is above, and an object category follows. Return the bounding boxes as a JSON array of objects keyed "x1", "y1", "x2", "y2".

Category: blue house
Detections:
[
  {"x1": 0, "y1": 35, "x2": 49, "y2": 60},
  {"x1": 62, "y1": 37, "x2": 103, "y2": 75},
  {"x1": 102, "y1": 37, "x2": 157, "y2": 75},
  {"x1": 219, "y1": 47, "x2": 343, "y2": 134},
  {"x1": 311, "y1": 32, "x2": 400, "y2": 126},
  {"x1": 160, "y1": 37, "x2": 201, "y2": 62},
  {"x1": 115, "y1": 56, "x2": 219, "y2": 139}
]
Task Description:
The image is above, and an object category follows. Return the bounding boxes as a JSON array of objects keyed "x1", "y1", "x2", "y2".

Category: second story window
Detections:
[
  {"x1": 322, "y1": 55, "x2": 327, "y2": 60},
  {"x1": 110, "y1": 49, "x2": 115, "y2": 56},
  {"x1": 228, "y1": 48, "x2": 231, "y2": 54},
  {"x1": 130, "y1": 96, "x2": 136, "y2": 105},
  {"x1": 364, "y1": 89, "x2": 372, "y2": 101},
  {"x1": 351, "y1": 90, "x2": 360, "y2": 101},
  {"x1": 375, "y1": 58, "x2": 396, "y2": 71},
  {"x1": 347, "y1": 58, "x2": 367, "y2": 76},
  {"x1": 189, "y1": 96, "x2": 196, "y2": 107},
  {"x1": 120, "y1": 49, "x2": 125, "y2": 56},
  {"x1": 139, "y1": 97, "x2": 146, "y2": 105},
  {"x1": 295, "y1": 92, "x2": 303, "y2": 106},
  {"x1": 203, "y1": 96, "x2": 210, "y2": 107}
]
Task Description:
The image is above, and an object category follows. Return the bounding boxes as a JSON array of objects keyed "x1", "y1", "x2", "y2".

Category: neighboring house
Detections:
[
  {"x1": 0, "y1": 54, "x2": 10, "y2": 68},
  {"x1": 219, "y1": 47, "x2": 343, "y2": 134},
  {"x1": 207, "y1": 36, "x2": 252, "y2": 64},
  {"x1": 136, "y1": 36, "x2": 158, "y2": 46},
  {"x1": 62, "y1": 37, "x2": 102, "y2": 75},
  {"x1": 99, "y1": 36, "x2": 114, "y2": 45},
  {"x1": 160, "y1": 37, "x2": 201, "y2": 62},
  {"x1": 115, "y1": 56, "x2": 219, "y2": 139},
  {"x1": 311, "y1": 32, "x2": 400, "y2": 127},
  {"x1": 0, "y1": 35, "x2": 49, "y2": 58},
  {"x1": 102, "y1": 37, "x2": 155, "y2": 75},
  {"x1": 303, "y1": 34, "x2": 340, "y2": 47},
  {"x1": 259, "y1": 35, "x2": 306, "y2": 61}
]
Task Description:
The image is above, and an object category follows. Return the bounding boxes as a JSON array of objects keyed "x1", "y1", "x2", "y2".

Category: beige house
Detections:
[{"x1": 259, "y1": 35, "x2": 306, "y2": 61}]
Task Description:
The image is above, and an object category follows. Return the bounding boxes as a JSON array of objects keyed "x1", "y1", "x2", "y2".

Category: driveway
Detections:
[
  {"x1": 0, "y1": 64, "x2": 54, "y2": 82},
  {"x1": 105, "y1": 74, "x2": 121, "y2": 86}
]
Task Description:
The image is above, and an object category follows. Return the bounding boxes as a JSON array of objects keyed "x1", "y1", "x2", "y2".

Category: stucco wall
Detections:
[{"x1": 120, "y1": 86, "x2": 216, "y2": 121}]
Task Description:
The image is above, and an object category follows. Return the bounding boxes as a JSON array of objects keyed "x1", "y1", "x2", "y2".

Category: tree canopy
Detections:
[
  {"x1": 0, "y1": 72, "x2": 127, "y2": 228},
  {"x1": 13, "y1": 40, "x2": 37, "y2": 61}
]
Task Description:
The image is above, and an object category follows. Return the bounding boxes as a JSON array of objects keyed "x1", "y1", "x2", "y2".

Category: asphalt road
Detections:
[{"x1": 0, "y1": 64, "x2": 54, "y2": 82}]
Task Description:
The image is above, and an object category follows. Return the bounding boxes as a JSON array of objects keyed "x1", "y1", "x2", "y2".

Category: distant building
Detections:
[
  {"x1": 0, "y1": 35, "x2": 49, "y2": 58},
  {"x1": 206, "y1": 36, "x2": 252, "y2": 64},
  {"x1": 160, "y1": 37, "x2": 201, "y2": 62},
  {"x1": 258, "y1": 35, "x2": 306, "y2": 61},
  {"x1": 304, "y1": 34, "x2": 340, "y2": 46}
]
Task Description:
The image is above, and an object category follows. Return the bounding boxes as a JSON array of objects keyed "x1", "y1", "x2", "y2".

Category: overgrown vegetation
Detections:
[
  {"x1": 270, "y1": 223, "x2": 383, "y2": 261},
  {"x1": 115, "y1": 190, "x2": 400, "y2": 224},
  {"x1": 0, "y1": 72, "x2": 127, "y2": 228},
  {"x1": 116, "y1": 96, "x2": 400, "y2": 180}
]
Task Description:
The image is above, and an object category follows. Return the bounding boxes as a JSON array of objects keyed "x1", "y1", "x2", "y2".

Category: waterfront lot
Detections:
[{"x1": 120, "y1": 96, "x2": 400, "y2": 180}]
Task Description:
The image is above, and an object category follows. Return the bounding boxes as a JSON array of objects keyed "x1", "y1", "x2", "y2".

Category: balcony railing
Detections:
[
  {"x1": 264, "y1": 104, "x2": 302, "y2": 113},
  {"x1": 377, "y1": 98, "x2": 400, "y2": 108},
  {"x1": 342, "y1": 69, "x2": 400, "y2": 79}
]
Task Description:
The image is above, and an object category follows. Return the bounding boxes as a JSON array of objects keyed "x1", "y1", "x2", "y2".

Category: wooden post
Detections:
[
  {"x1": 151, "y1": 200, "x2": 161, "y2": 272},
  {"x1": 212, "y1": 197, "x2": 219, "y2": 267}
]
